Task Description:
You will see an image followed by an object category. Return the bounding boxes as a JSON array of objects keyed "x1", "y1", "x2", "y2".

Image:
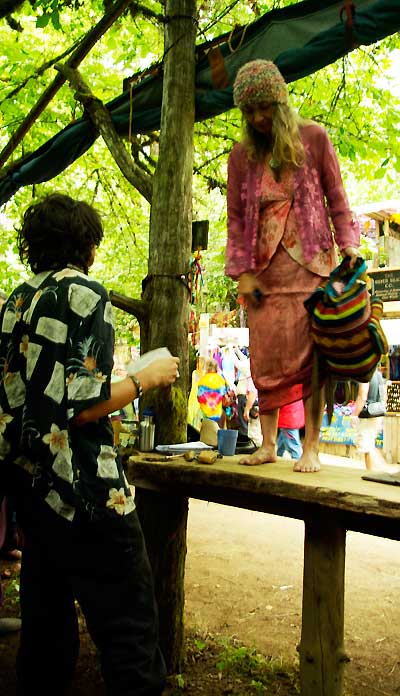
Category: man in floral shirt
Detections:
[{"x1": 0, "y1": 193, "x2": 179, "y2": 695}]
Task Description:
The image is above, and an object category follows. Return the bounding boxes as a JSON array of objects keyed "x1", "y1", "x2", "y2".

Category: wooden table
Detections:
[{"x1": 128, "y1": 454, "x2": 400, "y2": 696}]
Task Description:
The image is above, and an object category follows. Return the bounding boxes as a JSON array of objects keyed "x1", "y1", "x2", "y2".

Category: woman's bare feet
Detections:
[
  {"x1": 293, "y1": 450, "x2": 321, "y2": 473},
  {"x1": 239, "y1": 447, "x2": 277, "y2": 466}
]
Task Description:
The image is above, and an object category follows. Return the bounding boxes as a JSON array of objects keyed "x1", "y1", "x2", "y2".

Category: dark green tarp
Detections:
[{"x1": 1, "y1": 0, "x2": 399, "y2": 206}]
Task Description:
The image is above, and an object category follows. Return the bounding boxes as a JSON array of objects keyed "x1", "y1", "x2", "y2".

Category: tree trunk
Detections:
[{"x1": 134, "y1": 0, "x2": 197, "y2": 674}]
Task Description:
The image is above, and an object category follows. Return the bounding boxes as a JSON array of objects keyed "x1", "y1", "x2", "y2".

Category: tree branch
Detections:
[
  {"x1": 6, "y1": 14, "x2": 22, "y2": 30},
  {"x1": 0, "y1": 0, "x2": 135, "y2": 170},
  {"x1": 56, "y1": 64, "x2": 153, "y2": 202},
  {"x1": 110, "y1": 290, "x2": 148, "y2": 323},
  {"x1": 0, "y1": 41, "x2": 81, "y2": 106},
  {"x1": 128, "y1": 0, "x2": 165, "y2": 23},
  {"x1": 0, "y1": 0, "x2": 23, "y2": 19}
]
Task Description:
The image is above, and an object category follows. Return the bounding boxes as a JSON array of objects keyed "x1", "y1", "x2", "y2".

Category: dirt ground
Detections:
[{"x1": 2, "y1": 455, "x2": 400, "y2": 695}]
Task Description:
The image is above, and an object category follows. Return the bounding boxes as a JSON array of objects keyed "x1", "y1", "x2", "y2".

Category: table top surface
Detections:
[{"x1": 128, "y1": 453, "x2": 400, "y2": 524}]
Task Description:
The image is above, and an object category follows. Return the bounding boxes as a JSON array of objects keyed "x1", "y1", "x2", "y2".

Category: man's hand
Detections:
[
  {"x1": 136, "y1": 357, "x2": 180, "y2": 392},
  {"x1": 72, "y1": 356, "x2": 180, "y2": 427}
]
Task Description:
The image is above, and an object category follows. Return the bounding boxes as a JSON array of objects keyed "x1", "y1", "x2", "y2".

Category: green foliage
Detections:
[
  {"x1": 215, "y1": 640, "x2": 299, "y2": 694},
  {"x1": 168, "y1": 631, "x2": 300, "y2": 695},
  {"x1": 175, "y1": 673, "x2": 185, "y2": 689},
  {"x1": 1, "y1": 575, "x2": 20, "y2": 606},
  {"x1": 359, "y1": 235, "x2": 376, "y2": 261}
]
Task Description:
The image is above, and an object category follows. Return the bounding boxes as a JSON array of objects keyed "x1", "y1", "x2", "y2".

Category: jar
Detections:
[{"x1": 139, "y1": 410, "x2": 155, "y2": 452}]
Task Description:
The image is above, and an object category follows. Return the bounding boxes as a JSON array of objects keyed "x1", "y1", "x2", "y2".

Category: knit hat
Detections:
[{"x1": 233, "y1": 60, "x2": 288, "y2": 109}]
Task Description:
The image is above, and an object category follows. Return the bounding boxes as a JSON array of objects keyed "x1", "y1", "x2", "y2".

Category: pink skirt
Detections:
[{"x1": 248, "y1": 244, "x2": 323, "y2": 413}]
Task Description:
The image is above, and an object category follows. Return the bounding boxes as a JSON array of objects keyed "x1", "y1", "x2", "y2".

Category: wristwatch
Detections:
[{"x1": 129, "y1": 374, "x2": 143, "y2": 399}]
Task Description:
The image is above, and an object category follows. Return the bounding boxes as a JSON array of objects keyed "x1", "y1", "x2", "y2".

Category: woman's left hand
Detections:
[{"x1": 342, "y1": 246, "x2": 362, "y2": 268}]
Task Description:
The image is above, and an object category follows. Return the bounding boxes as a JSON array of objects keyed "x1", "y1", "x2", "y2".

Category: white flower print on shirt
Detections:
[
  {"x1": 12, "y1": 293, "x2": 24, "y2": 322},
  {"x1": 66, "y1": 373, "x2": 77, "y2": 386},
  {"x1": 106, "y1": 487, "x2": 127, "y2": 516},
  {"x1": 19, "y1": 334, "x2": 29, "y2": 358},
  {"x1": 0, "y1": 433, "x2": 11, "y2": 460},
  {"x1": 42, "y1": 423, "x2": 69, "y2": 455},
  {"x1": 0, "y1": 407, "x2": 13, "y2": 433}
]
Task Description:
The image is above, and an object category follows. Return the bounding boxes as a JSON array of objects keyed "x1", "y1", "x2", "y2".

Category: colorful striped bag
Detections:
[{"x1": 304, "y1": 256, "x2": 388, "y2": 383}]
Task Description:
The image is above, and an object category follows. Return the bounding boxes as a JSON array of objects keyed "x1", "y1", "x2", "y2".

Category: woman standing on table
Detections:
[{"x1": 226, "y1": 60, "x2": 361, "y2": 472}]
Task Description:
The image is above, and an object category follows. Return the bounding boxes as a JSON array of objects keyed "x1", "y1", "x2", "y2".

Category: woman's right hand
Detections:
[
  {"x1": 238, "y1": 273, "x2": 264, "y2": 306},
  {"x1": 237, "y1": 272, "x2": 260, "y2": 295},
  {"x1": 342, "y1": 246, "x2": 362, "y2": 269},
  {"x1": 136, "y1": 357, "x2": 180, "y2": 391}
]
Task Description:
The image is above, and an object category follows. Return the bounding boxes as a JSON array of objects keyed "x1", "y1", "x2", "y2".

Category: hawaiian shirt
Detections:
[{"x1": 0, "y1": 267, "x2": 135, "y2": 522}]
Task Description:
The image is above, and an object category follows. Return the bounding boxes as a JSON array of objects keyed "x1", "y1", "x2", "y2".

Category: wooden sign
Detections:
[
  {"x1": 386, "y1": 381, "x2": 400, "y2": 414},
  {"x1": 369, "y1": 268, "x2": 400, "y2": 303}
]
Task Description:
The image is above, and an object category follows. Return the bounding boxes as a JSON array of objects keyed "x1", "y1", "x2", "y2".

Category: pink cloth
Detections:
[
  {"x1": 246, "y1": 160, "x2": 325, "y2": 411},
  {"x1": 278, "y1": 400, "x2": 305, "y2": 429},
  {"x1": 225, "y1": 123, "x2": 360, "y2": 279},
  {"x1": 256, "y1": 163, "x2": 337, "y2": 277},
  {"x1": 248, "y1": 244, "x2": 320, "y2": 411}
]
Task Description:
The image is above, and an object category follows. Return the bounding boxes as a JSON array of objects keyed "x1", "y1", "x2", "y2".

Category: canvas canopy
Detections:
[{"x1": 0, "y1": 0, "x2": 399, "y2": 206}]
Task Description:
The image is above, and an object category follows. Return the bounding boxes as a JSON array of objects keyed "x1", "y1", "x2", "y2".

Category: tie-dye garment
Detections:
[{"x1": 197, "y1": 372, "x2": 227, "y2": 422}]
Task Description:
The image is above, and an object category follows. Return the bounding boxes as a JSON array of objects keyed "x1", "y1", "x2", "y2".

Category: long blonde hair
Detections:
[{"x1": 243, "y1": 103, "x2": 308, "y2": 169}]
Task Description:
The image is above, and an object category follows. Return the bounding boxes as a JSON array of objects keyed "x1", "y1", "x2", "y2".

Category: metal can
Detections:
[{"x1": 139, "y1": 414, "x2": 155, "y2": 452}]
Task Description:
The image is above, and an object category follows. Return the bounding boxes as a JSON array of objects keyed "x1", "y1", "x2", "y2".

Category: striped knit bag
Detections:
[{"x1": 304, "y1": 256, "x2": 388, "y2": 383}]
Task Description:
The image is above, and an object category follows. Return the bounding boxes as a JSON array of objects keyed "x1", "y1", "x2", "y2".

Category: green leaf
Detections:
[
  {"x1": 36, "y1": 13, "x2": 50, "y2": 27},
  {"x1": 51, "y1": 10, "x2": 61, "y2": 30}
]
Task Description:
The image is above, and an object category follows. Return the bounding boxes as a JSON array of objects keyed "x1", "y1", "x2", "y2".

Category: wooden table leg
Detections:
[{"x1": 299, "y1": 519, "x2": 349, "y2": 696}]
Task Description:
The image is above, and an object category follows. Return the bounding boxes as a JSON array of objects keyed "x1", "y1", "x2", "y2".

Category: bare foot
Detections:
[
  {"x1": 293, "y1": 450, "x2": 321, "y2": 473},
  {"x1": 239, "y1": 447, "x2": 277, "y2": 466}
]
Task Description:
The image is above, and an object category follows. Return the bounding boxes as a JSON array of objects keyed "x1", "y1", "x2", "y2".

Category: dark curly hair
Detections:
[{"x1": 17, "y1": 193, "x2": 104, "y2": 274}]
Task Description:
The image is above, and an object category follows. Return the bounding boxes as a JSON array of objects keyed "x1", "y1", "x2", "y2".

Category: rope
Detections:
[
  {"x1": 165, "y1": 14, "x2": 198, "y2": 25},
  {"x1": 142, "y1": 273, "x2": 191, "y2": 295},
  {"x1": 227, "y1": 23, "x2": 248, "y2": 54}
]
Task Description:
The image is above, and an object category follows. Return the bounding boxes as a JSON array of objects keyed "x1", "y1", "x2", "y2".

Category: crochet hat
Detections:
[{"x1": 233, "y1": 60, "x2": 288, "y2": 109}]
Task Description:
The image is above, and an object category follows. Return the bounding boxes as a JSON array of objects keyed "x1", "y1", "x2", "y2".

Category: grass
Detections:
[
  {"x1": 1, "y1": 574, "x2": 20, "y2": 607},
  {"x1": 164, "y1": 630, "x2": 300, "y2": 695},
  {"x1": 215, "y1": 637, "x2": 300, "y2": 694}
]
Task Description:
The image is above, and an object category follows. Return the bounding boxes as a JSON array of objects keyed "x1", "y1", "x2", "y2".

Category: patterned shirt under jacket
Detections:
[{"x1": 0, "y1": 267, "x2": 135, "y2": 522}]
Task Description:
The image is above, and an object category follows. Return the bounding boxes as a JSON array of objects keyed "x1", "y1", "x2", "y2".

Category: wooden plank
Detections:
[
  {"x1": 384, "y1": 416, "x2": 400, "y2": 465},
  {"x1": 127, "y1": 456, "x2": 400, "y2": 539},
  {"x1": 299, "y1": 521, "x2": 347, "y2": 696}
]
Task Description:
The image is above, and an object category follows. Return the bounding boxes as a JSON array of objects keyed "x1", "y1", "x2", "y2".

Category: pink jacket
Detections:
[{"x1": 226, "y1": 123, "x2": 359, "y2": 279}]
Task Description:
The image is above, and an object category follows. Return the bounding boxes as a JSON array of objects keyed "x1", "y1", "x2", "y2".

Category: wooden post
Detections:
[
  {"x1": 134, "y1": 0, "x2": 197, "y2": 674},
  {"x1": 299, "y1": 519, "x2": 348, "y2": 696}
]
